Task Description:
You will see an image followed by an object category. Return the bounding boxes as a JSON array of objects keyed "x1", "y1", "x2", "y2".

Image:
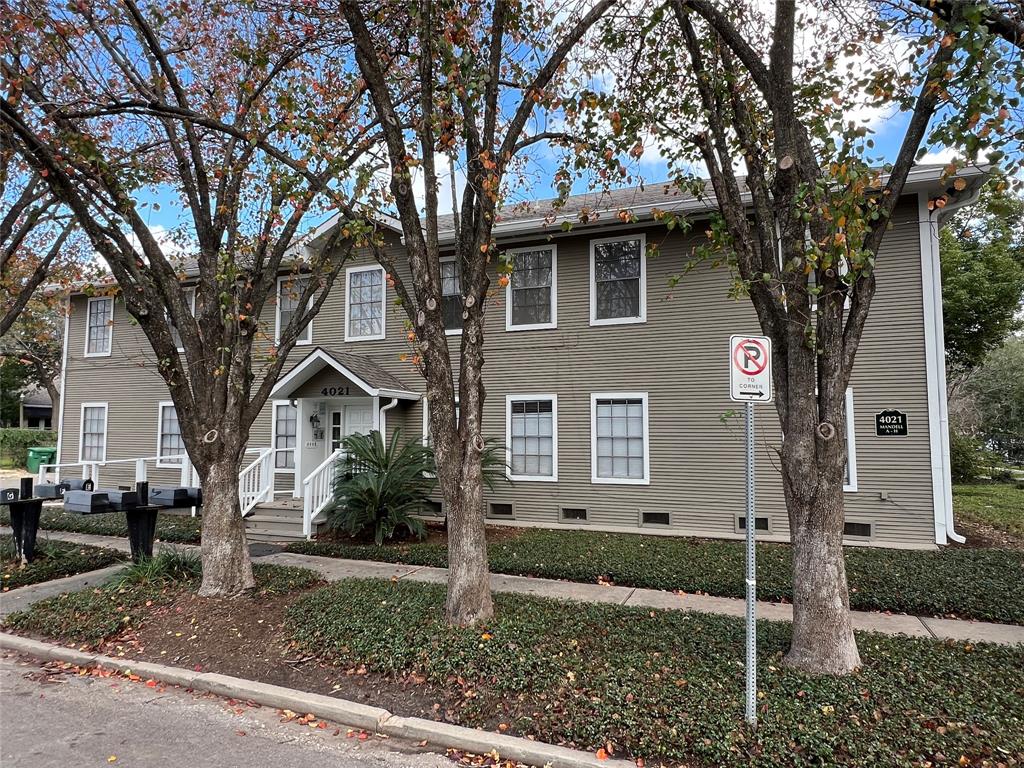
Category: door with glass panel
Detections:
[{"x1": 329, "y1": 405, "x2": 374, "y2": 452}]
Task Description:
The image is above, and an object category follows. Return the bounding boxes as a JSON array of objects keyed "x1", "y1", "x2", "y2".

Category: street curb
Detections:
[{"x1": 0, "y1": 632, "x2": 633, "y2": 768}]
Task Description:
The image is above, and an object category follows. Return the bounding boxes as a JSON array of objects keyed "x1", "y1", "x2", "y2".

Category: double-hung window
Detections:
[
  {"x1": 843, "y1": 388, "x2": 858, "y2": 492},
  {"x1": 506, "y1": 246, "x2": 556, "y2": 330},
  {"x1": 506, "y1": 395, "x2": 557, "y2": 481},
  {"x1": 170, "y1": 287, "x2": 197, "y2": 351},
  {"x1": 273, "y1": 401, "x2": 298, "y2": 470},
  {"x1": 85, "y1": 297, "x2": 114, "y2": 356},
  {"x1": 344, "y1": 265, "x2": 386, "y2": 341},
  {"x1": 591, "y1": 392, "x2": 649, "y2": 484},
  {"x1": 277, "y1": 276, "x2": 313, "y2": 345},
  {"x1": 157, "y1": 402, "x2": 186, "y2": 467},
  {"x1": 79, "y1": 403, "x2": 108, "y2": 462},
  {"x1": 440, "y1": 257, "x2": 463, "y2": 333},
  {"x1": 590, "y1": 235, "x2": 646, "y2": 325}
]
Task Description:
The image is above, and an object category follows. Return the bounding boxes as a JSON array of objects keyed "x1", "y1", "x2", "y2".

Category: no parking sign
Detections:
[{"x1": 730, "y1": 335, "x2": 773, "y2": 403}]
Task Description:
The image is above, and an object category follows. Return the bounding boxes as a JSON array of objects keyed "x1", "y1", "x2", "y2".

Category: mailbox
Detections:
[
  {"x1": 1, "y1": 487, "x2": 19, "y2": 504},
  {"x1": 64, "y1": 490, "x2": 111, "y2": 515},
  {"x1": 150, "y1": 487, "x2": 191, "y2": 507},
  {"x1": 36, "y1": 483, "x2": 71, "y2": 499},
  {"x1": 105, "y1": 490, "x2": 139, "y2": 511}
]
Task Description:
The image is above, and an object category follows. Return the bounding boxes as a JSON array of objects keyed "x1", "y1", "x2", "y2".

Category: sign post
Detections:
[{"x1": 729, "y1": 335, "x2": 773, "y2": 728}]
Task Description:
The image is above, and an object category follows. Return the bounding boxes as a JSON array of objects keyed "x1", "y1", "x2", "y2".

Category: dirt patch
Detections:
[
  {"x1": 109, "y1": 587, "x2": 454, "y2": 723},
  {"x1": 954, "y1": 517, "x2": 1024, "y2": 552}
]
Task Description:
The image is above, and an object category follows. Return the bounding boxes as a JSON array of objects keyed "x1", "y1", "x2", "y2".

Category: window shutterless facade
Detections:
[
  {"x1": 84, "y1": 297, "x2": 114, "y2": 356},
  {"x1": 156, "y1": 402, "x2": 186, "y2": 467},
  {"x1": 505, "y1": 246, "x2": 556, "y2": 330},
  {"x1": 344, "y1": 265, "x2": 386, "y2": 341},
  {"x1": 844, "y1": 388, "x2": 858, "y2": 492},
  {"x1": 590, "y1": 234, "x2": 646, "y2": 325},
  {"x1": 440, "y1": 257, "x2": 463, "y2": 333},
  {"x1": 276, "y1": 276, "x2": 312, "y2": 345},
  {"x1": 79, "y1": 402, "x2": 108, "y2": 462},
  {"x1": 272, "y1": 401, "x2": 297, "y2": 470},
  {"x1": 591, "y1": 392, "x2": 649, "y2": 484},
  {"x1": 506, "y1": 395, "x2": 557, "y2": 481}
]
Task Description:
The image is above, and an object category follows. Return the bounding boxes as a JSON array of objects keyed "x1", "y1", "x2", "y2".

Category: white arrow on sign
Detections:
[{"x1": 730, "y1": 335, "x2": 773, "y2": 403}]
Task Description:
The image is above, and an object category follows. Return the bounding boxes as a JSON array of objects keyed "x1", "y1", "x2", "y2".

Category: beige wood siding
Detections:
[{"x1": 58, "y1": 199, "x2": 937, "y2": 547}]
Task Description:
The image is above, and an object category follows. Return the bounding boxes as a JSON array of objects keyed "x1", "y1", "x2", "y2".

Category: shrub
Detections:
[
  {"x1": 112, "y1": 549, "x2": 202, "y2": 588},
  {"x1": 949, "y1": 430, "x2": 982, "y2": 483},
  {"x1": 327, "y1": 430, "x2": 434, "y2": 544},
  {"x1": 0, "y1": 428, "x2": 56, "y2": 467}
]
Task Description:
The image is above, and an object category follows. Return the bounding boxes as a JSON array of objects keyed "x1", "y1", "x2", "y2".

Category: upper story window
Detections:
[
  {"x1": 507, "y1": 395, "x2": 557, "y2": 481},
  {"x1": 591, "y1": 392, "x2": 649, "y2": 484},
  {"x1": 273, "y1": 401, "x2": 297, "y2": 470},
  {"x1": 277, "y1": 276, "x2": 312, "y2": 345},
  {"x1": 506, "y1": 246, "x2": 557, "y2": 331},
  {"x1": 79, "y1": 402, "x2": 108, "y2": 462},
  {"x1": 440, "y1": 257, "x2": 462, "y2": 333},
  {"x1": 344, "y1": 265, "x2": 386, "y2": 341},
  {"x1": 590, "y1": 234, "x2": 646, "y2": 325},
  {"x1": 157, "y1": 402, "x2": 185, "y2": 467},
  {"x1": 85, "y1": 297, "x2": 114, "y2": 356},
  {"x1": 170, "y1": 287, "x2": 197, "y2": 351}
]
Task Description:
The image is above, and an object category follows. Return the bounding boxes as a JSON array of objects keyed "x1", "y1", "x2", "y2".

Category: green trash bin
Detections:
[{"x1": 26, "y1": 447, "x2": 57, "y2": 474}]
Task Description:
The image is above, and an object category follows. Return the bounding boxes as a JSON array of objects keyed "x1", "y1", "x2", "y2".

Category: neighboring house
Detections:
[
  {"x1": 49, "y1": 165, "x2": 981, "y2": 547},
  {"x1": 20, "y1": 388, "x2": 53, "y2": 430}
]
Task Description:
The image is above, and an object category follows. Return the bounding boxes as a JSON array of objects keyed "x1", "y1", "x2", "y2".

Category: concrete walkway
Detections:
[{"x1": 4, "y1": 528, "x2": 1023, "y2": 646}]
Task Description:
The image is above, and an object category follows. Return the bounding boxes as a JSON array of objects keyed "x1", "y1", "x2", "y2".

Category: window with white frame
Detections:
[
  {"x1": 85, "y1": 297, "x2": 113, "y2": 356},
  {"x1": 507, "y1": 395, "x2": 557, "y2": 480},
  {"x1": 157, "y1": 402, "x2": 186, "y2": 466},
  {"x1": 345, "y1": 265, "x2": 386, "y2": 341},
  {"x1": 277, "y1": 276, "x2": 312, "y2": 344},
  {"x1": 590, "y1": 235, "x2": 645, "y2": 325},
  {"x1": 591, "y1": 393, "x2": 649, "y2": 483},
  {"x1": 844, "y1": 388, "x2": 858, "y2": 491},
  {"x1": 440, "y1": 258, "x2": 462, "y2": 332},
  {"x1": 274, "y1": 402, "x2": 297, "y2": 470},
  {"x1": 80, "y1": 403, "x2": 108, "y2": 462},
  {"x1": 506, "y1": 247, "x2": 556, "y2": 330},
  {"x1": 170, "y1": 287, "x2": 197, "y2": 350}
]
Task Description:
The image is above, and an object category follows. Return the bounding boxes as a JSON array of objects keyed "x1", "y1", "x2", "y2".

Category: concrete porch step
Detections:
[{"x1": 245, "y1": 526, "x2": 308, "y2": 543}]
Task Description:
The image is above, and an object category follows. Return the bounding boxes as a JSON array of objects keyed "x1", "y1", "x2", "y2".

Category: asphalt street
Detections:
[{"x1": 0, "y1": 652, "x2": 452, "y2": 768}]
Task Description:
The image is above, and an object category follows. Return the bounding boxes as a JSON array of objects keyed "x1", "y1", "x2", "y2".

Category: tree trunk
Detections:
[
  {"x1": 197, "y1": 454, "x2": 255, "y2": 596},
  {"x1": 443, "y1": 456, "x2": 493, "y2": 625},
  {"x1": 783, "y1": 471, "x2": 861, "y2": 674}
]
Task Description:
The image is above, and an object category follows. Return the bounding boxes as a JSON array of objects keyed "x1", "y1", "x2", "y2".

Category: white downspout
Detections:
[
  {"x1": 379, "y1": 397, "x2": 399, "y2": 438},
  {"x1": 921, "y1": 183, "x2": 983, "y2": 545}
]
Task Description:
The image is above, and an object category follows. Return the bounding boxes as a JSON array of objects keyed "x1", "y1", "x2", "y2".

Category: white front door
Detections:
[{"x1": 329, "y1": 404, "x2": 374, "y2": 453}]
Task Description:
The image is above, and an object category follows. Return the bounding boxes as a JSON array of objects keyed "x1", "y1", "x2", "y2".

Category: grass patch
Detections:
[
  {"x1": 1, "y1": 535, "x2": 124, "y2": 591},
  {"x1": 0, "y1": 506, "x2": 202, "y2": 544},
  {"x1": 954, "y1": 482, "x2": 1024, "y2": 539},
  {"x1": 287, "y1": 578, "x2": 1024, "y2": 767},
  {"x1": 4, "y1": 555, "x2": 321, "y2": 647},
  {"x1": 284, "y1": 528, "x2": 1024, "y2": 624}
]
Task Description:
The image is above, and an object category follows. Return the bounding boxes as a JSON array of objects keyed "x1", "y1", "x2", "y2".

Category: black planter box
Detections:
[
  {"x1": 124, "y1": 506, "x2": 160, "y2": 562},
  {"x1": 105, "y1": 490, "x2": 139, "y2": 511},
  {"x1": 35, "y1": 482, "x2": 71, "y2": 499},
  {"x1": 7, "y1": 498, "x2": 43, "y2": 563},
  {"x1": 150, "y1": 487, "x2": 190, "y2": 507},
  {"x1": 64, "y1": 490, "x2": 112, "y2": 515}
]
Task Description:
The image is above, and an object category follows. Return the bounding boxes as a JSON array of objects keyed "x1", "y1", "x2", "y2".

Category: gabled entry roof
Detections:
[{"x1": 269, "y1": 347, "x2": 420, "y2": 401}]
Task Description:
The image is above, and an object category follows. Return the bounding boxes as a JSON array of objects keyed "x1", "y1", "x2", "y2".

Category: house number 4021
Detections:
[{"x1": 321, "y1": 386, "x2": 351, "y2": 396}]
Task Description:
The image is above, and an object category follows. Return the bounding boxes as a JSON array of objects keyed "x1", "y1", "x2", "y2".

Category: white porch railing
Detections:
[
  {"x1": 38, "y1": 454, "x2": 192, "y2": 489},
  {"x1": 239, "y1": 448, "x2": 274, "y2": 516},
  {"x1": 302, "y1": 448, "x2": 344, "y2": 539}
]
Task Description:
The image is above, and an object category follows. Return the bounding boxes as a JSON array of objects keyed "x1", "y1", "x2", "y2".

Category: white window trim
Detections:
[
  {"x1": 271, "y1": 399, "x2": 297, "y2": 474},
  {"x1": 275, "y1": 275, "x2": 313, "y2": 346},
  {"x1": 590, "y1": 391, "x2": 650, "y2": 485},
  {"x1": 174, "y1": 287, "x2": 197, "y2": 352},
  {"x1": 505, "y1": 393, "x2": 558, "y2": 482},
  {"x1": 155, "y1": 401, "x2": 186, "y2": 468},
  {"x1": 589, "y1": 233, "x2": 647, "y2": 326},
  {"x1": 505, "y1": 245, "x2": 557, "y2": 331},
  {"x1": 78, "y1": 402, "x2": 108, "y2": 463},
  {"x1": 438, "y1": 255, "x2": 464, "y2": 336},
  {"x1": 84, "y1": 296, "x2": 114, "y2": 358},
  {"x1": 343, "y1": 264, "x2": 387, "y2": 342},
  {"x1": 844, "y1": 387, "x2": 858, "y2": 492}
]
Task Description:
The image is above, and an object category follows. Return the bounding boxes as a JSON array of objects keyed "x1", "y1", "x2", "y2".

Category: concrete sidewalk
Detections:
[{"x1": 5, "y1": 527, "x2": 1023, "y2": 647}]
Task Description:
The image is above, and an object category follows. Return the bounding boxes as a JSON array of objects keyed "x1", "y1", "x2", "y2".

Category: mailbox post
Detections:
[
  {"x1": 124, "y1": 481, "x2": 160, "y2": 562},
  {"x1": 3, "y1": 477, "x2": 44, "y2": 564}
]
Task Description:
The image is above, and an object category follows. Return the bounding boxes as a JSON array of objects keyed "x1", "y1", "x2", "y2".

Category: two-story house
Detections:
[{"x1": 47, "y1": 166, "x2": 980, "y2": 548}]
